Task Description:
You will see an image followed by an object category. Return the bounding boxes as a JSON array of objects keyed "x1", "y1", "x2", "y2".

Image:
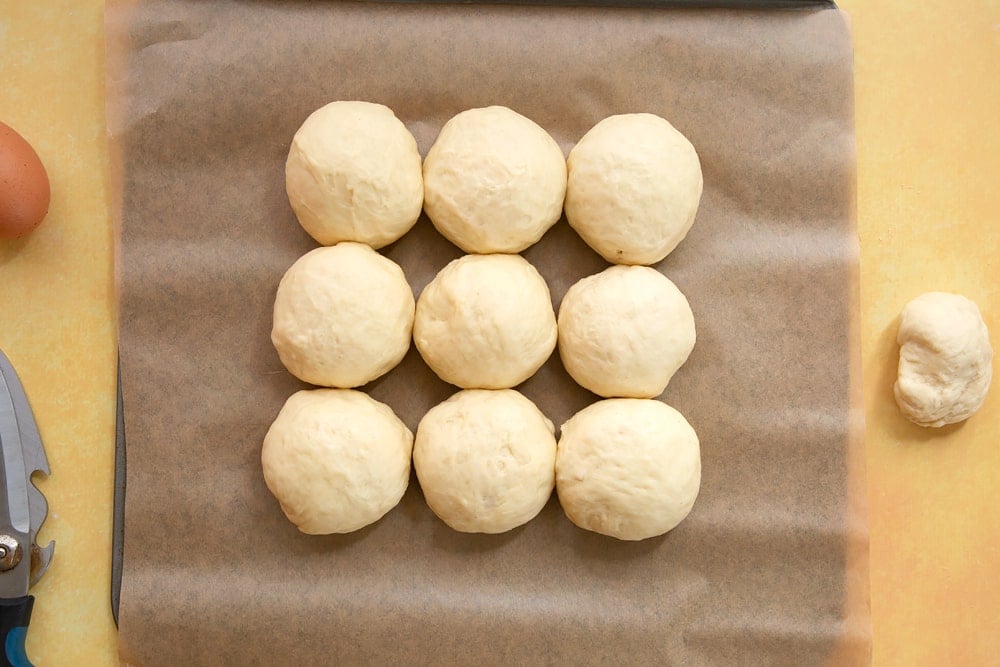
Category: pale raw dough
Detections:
[
  {"x1": 271, "y1": 242, "x2": 414, "y2": 388},
  {"x1": 565, "y1": 113, "x2": 703, "y2": 265},
  {"x1": 556, "y1": 399, "x2": 701, "y2": 541},
  {"x1": 558, "y1": 265, "x2": 696, "y2": 398},
  {"x1": 413, "y1": 389, "x2": 556, "y2": 533},
  {"x1": 261, "y1": 389, "x2": 413, "y2": 534},
  {"x1": 285, "y1": 101, "x2": 423, "y2": 248},
  {"x1": 422, "y1": 106, "x2": 567, "y2": 253},
  {"x1": 413, "y1": 254, "x2": 557, "y2": 388},
  {"x1": 894, "y1": 292, "x2": 993, "y2": 427}
]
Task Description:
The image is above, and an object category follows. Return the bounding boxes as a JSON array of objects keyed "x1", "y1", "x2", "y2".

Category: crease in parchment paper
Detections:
[{"x1": 107, "y1": 1, "x2": 870, "y2": 664}]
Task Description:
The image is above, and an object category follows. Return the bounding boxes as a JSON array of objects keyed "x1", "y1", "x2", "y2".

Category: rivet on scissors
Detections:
[{"x1": 0, "y1": 534, "x2": 22, "y2": 571}]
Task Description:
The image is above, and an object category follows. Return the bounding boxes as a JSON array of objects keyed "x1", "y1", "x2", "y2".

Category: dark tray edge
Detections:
[{"x1": 112, "y1": 356, "x2": 126, "y2": 627}]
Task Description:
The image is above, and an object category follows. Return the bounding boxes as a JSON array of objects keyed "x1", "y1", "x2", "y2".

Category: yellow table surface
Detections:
[{"x1": 1, "y1": 1, "x2": 997, "y2": 664}]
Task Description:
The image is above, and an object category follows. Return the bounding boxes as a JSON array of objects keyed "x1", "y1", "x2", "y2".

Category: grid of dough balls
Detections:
[{"x1": 264, "y1": 102, "x2": 705, "y2": 541}]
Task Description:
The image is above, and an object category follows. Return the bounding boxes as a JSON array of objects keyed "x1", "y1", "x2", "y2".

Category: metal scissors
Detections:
[{"x1": 0, "y1": 350, "x2": 53, "y2": 667}]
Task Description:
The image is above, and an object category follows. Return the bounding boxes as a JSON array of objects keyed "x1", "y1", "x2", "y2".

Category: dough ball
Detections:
[
  {"x1": 558, "y1": 265, "x2": 696, "y2": 398},
  {"x1": 271, "y1": 242, "x2": 414, "y2": 388},
  {"x1": 894, "y1": 292, "x2": 993, "y2": 427},
  {"x1": 414, "y1": 254, "x2": 557, "y2": 389},
  {"x1": 414, "y1": 389, "x2": 556, "y2": 533},
  {"x1": 423, "y1": 106, "x2": 566, "y2": 253},
  {"x1": 565, "y1": 113, "x2": 703, "y2": 265},
  {"x1": 285, "y1": 101, "x2": 423, "y2": 248},
  {"x1": 262, "y1": 389, "x2": 413, "y2": 534},
  {"x1": 556, "y1": 399, "x2": 701, "y2": 541}
]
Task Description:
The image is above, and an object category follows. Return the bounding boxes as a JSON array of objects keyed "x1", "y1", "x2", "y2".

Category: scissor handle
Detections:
[{"x1": 0, "y1": 596, "x2": 33, "y2": 667}]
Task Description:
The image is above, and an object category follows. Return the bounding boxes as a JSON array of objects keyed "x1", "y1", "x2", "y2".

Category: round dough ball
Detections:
[
  {"x1": 565, "y1": 113, "x2": 703, "y2": 265},
  {"x1": 271, "y1": 242, "x2": 414, "y2": 388},
  {"x1": 262, "y1": 389, "x2": 413, "y2": 534},
  {"x1": 414, "y1": 389, "x2": 556, "y2": 533},
  {"x1": 556, "y1": 399, "x2": 701, "y2": 541},
  {"x1": 894, "y1": 292, "x2": 993, "y2": 427},
  {"x1": 414, "y1": 254, "x2": 557, "y2": 389},
  {"x1": 423, "y1": 106, "x2": 567, "y2": 253},
  {"x1": 558, "y1": 265, "x2": 696, "y2": 398},
  {"x1": 285, "y1": 101, "x2": 423, "y2": 248}
]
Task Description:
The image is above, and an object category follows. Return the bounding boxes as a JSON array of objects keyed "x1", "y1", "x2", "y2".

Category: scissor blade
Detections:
[
  {"x1": 0, "y1": 350, "x2": 53, "y2": 589},
  {"x1": 0, "y1": 351, "x2": 48, "y2": 478},
  {"x1": 0, "y1": 368, "x2": 30, "y2": 534}
]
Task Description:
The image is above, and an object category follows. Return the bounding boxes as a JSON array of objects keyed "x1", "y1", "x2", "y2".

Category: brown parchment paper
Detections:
[{"x1": 107, "y1": 2, "x2": 869, "y2": 664}]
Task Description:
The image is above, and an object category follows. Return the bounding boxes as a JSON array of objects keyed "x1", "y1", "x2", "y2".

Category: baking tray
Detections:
[
  {"x1": 111, "y1": 0, "x2": 842, "y2": 629},
  {"x1": 108, "y1": 0, "x2": 865, "y2": 664}
]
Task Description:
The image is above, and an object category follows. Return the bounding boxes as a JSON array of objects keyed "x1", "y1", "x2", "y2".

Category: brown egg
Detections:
[{"x1": 0, "y1": 121, "x2": 51, "y2": 240}]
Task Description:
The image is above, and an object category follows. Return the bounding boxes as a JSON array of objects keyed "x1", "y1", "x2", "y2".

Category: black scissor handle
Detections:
[{"x1": 0, "y1": 596, "x2": 33, "y2": 667}]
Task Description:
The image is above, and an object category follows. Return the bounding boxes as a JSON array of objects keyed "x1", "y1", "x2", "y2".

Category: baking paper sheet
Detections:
[{"x1": 107, "y1": 1, "x2": 869, "y2": 664}]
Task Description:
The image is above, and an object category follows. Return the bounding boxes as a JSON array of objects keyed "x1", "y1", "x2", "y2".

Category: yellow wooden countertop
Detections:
[{"x1": 1, "y1": 1, "x2": 997, "y2": 665}]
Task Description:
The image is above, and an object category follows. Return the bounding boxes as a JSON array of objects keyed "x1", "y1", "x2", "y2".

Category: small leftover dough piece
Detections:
[
  {"x1": 565, "y1": 113, "x2": 703, "y2": 265},
  {"x1": 556, "y1": 399, "x2": 701, "y2": 541},
  {"x1": 285, "y1": 100, "x2": 423, "y2": 248},
  {"x1": 894, "y1": 292, "x2": 993, "y2": 427},
  {"x1": 262, "y1": 389, "x2": 413, "y2": 534},
  {"x1": 414, "y1": 389, "x2": 556, "y2": 533},
  {"x1": 271, "y1": 242, "x2": 414, "y2": 388},
  {"x1": 558, "y1": 265, "x2": 696, "y2": 398},
  {"x1": 414, "y1": 254, "x2": 557, "y2": 388},
  {"x1": 422, "y1": 106, "x2": 567, "y2": 253}
]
